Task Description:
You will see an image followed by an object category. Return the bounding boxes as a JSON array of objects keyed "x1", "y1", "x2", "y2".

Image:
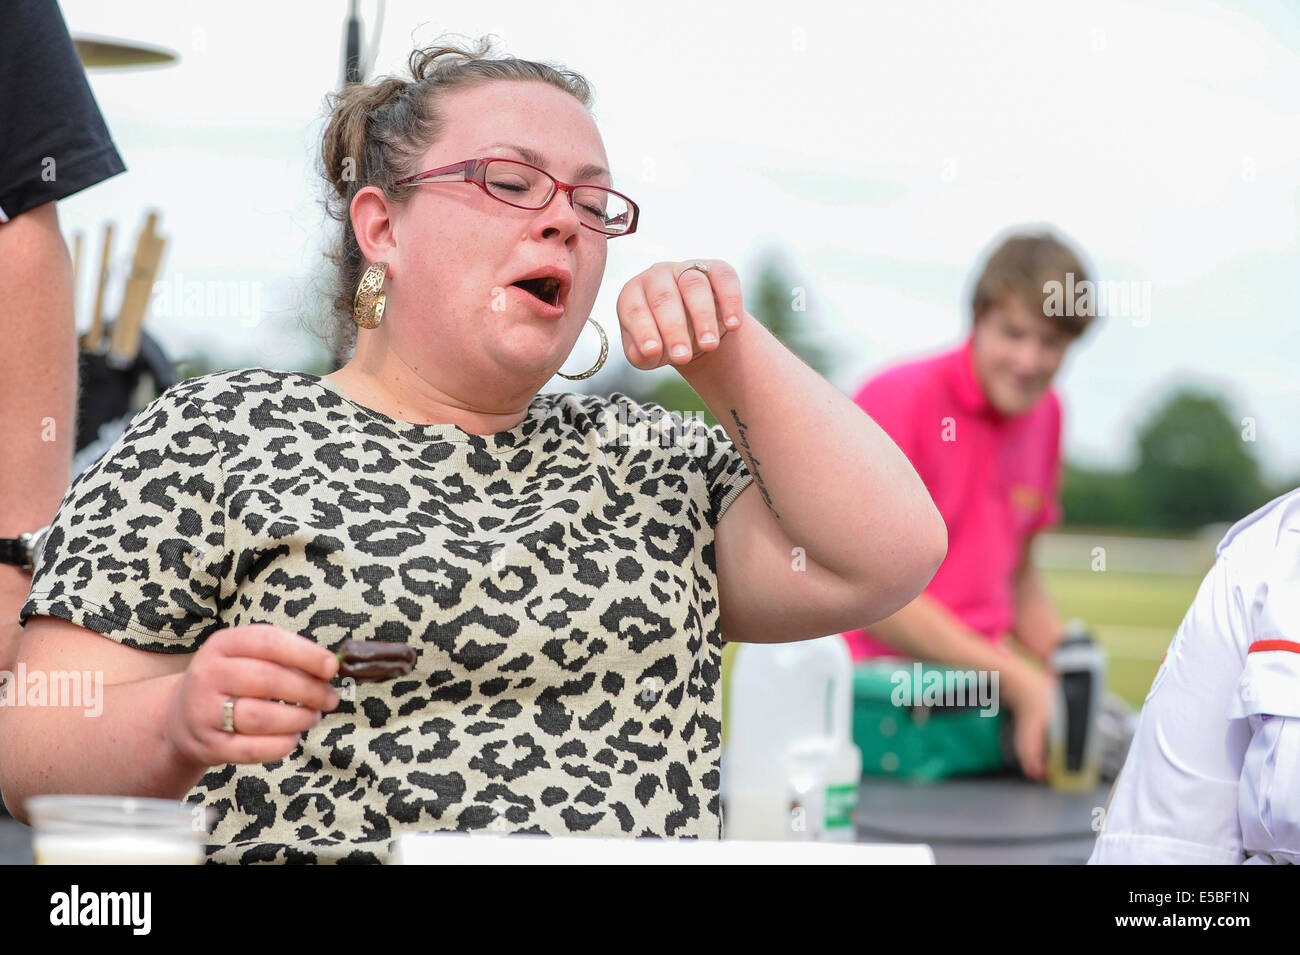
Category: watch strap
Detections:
[
  {"x1": 0, "y1": 526, "x2": 48, "y2": 571},
  {"x1": 0, "y1": 536, "x2": 28, "y2": 567}
]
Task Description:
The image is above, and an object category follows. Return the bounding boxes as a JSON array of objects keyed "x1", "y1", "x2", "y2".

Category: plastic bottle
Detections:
[
  {"x1": 723, "y1": 635, "x2": 862, "y2": 840},
  {"x1": 1046, "y1": 619, "x2": 1105, "y2": 792}
]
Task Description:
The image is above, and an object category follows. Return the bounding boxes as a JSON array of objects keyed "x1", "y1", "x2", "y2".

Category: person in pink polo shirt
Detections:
[{"x1": 842, "y1": 231, "x2": 1097, "y2": 780}]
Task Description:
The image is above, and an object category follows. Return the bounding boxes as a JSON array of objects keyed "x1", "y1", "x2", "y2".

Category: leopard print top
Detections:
[{"x1": 19, "y1": 368, "x2": 753, "y2": 863}]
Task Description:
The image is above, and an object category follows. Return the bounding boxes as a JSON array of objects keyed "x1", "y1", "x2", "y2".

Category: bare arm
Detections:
[
  {"x1": 868, "y1": 592, "x2": 1055, "y2": 779},
  {"x1": 867, "y1": 592, "x2": 1036, "y2": 687},
  {"x1": 682, "y1": 312, "x2": 947, "y2": 625},
  {"x1": 0, "y1": 617, "x2": 203, "y2": 824},
  {"x1": 716, "y1": 484, "x2": 920, "y2": 643},
  {"x1": 1008, "y1": 535, "x2": 1065, "y2": 666},
  {"x1": 0, "y1": 202, "x2": 79, "y2": 673},
  {"x1": 0, "y1": 617, "x2": 340, "y2": 825}
]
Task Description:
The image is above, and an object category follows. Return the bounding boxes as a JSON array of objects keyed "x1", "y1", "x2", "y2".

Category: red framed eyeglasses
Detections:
[{"x1": 394, "y1": 157, "x2": 639, "y2": 237}]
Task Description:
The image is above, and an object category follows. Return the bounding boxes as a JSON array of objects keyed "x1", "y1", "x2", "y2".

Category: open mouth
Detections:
[{"x1": 511, "y1": 277, "x2": 563, "y2": 308}]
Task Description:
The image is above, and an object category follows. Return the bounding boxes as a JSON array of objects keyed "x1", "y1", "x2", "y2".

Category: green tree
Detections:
[
  {"x1": 747, "y1": 249, "x2": 834, "y2": 379},
  {"x1": 1061, "y1": 463, "x2": 1143, "y2": 530},
  {"x1": 1132, "y1": 389, "x2": 1269, "y2": 531}
]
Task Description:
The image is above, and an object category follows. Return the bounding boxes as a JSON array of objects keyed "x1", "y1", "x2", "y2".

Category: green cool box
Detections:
[{"x1": 852, "y1": 661, "x2": 1008, "y2": 781}]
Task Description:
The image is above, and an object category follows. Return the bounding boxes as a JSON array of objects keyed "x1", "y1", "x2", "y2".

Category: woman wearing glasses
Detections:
[{"x1": 0, "y1": 38, "x2": 946, "y2": 863}]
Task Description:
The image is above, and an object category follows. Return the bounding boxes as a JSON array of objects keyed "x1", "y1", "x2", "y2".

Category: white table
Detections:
[{"x1": 394, "y1": 832, "x2": 934, "y2": 864}]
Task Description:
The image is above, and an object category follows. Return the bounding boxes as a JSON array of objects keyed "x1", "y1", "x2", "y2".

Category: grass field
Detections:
[
  {"x1": 718, "y1": 560, "x2": 1209, "y2": 739},
  {"x1": 1041, "y1": 567, "x2": 1203, "y2": 705}
]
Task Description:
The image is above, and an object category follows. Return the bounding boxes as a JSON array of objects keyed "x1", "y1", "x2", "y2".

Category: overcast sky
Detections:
[{"x1": 53, "y1": 0, "x2": 1300, "y2": 479}]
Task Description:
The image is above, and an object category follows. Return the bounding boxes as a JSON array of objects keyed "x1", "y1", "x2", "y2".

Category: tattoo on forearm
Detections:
[{"x1": 729, "y1": 408, "x2": 781, "y2": 519}]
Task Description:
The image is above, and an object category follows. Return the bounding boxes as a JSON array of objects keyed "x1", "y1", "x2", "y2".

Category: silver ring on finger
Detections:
[
  {"x1": 221, "y1": 697, "x2": 237, "y2": 734},
  {"x1": 677, "y1": 261, "x2": 709, "y2": 280}
]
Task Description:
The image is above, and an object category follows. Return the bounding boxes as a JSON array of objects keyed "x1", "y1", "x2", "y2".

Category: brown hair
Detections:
[
  {"x1": 970, "y1": 231, "x2": 1095, "y2": 338},
  {"x1": 313, "y1": 34, "x2": 596, "y2": 360}
]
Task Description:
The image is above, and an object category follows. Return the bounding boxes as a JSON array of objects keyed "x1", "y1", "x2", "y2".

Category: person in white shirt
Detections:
[{"x1": 1089, "y1": 487, "x2": 1300, "y2": 864}]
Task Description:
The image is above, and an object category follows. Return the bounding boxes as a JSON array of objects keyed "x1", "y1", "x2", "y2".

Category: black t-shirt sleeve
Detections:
[{"x1": 0, "y1": 0, "x2": 126, "y2": 221}]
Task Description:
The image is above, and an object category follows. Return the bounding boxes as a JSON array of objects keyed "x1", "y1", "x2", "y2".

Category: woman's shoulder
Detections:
[
  {"x1": 538, "y1": 390, "x2": 642, "y2": 432},
  {"x1": 168, "y1": 365, "x2": 309, "y2": 396},
  {"x1": 543, "y1": 390, "x2": 658, "y2": 430},
  {"x1": 547, "y1": 390, "x2": 718, "y2": 461},
  {"x1": 155, "y1": 366, "x2": 326, "y2": 418},
  {"x1": 157, "y1": 378, "x2": 705, "y2": 448}
]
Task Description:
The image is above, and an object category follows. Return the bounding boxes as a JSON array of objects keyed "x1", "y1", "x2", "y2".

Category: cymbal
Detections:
[{"x1": 73, "y1": 35, "x2": 179, "y2": 69}]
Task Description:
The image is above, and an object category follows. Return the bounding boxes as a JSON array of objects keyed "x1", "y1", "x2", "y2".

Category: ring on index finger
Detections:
[{"x1": 221, "y1": 697, "x2": 237, "y2": 734}]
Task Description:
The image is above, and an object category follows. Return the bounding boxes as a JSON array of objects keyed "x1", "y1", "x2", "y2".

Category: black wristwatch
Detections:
[{"x1": 0, "y1": 525, "x2": 50, "y2": 573}]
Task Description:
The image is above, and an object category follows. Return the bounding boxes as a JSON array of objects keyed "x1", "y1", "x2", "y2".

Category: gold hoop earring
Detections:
[
  {"x1": 353, "y1": 261, "x2": 388, "y2": 329},
  {"x1": 556, "y1": 318, "x2": 608, "y2": 381}
]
